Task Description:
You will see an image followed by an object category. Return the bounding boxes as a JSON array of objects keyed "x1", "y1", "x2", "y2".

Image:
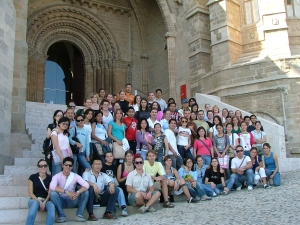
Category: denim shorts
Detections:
[{"x1": 128, "y1": 191, "x2": 159, "y2": 206}]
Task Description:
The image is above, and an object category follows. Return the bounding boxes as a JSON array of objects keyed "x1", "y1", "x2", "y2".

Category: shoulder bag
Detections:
[
  {"x1": 70, "y1": 127, "x2": 80, "y2": 154},
  {"x1": 113, "y1": 124, "x2": 129, "y2": 159}
]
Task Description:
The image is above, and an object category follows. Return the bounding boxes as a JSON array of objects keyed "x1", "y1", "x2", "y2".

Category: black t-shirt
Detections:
[
  {"x1": 119, "y1": 100, "x2": 129, "y2": 115},
  {"x1": 101, "y1": 163, "x2": 117, "y2": 178},
  {"x1": 29, "y1": 173, "x2": 51, "y2": 198},
  {"x1": 207, "y1": 121, "x2": 214, "y2": 128},
  {"x1": 134, "y1": 110, "x2": 150, "y2": 121},
  {"x1": 205, "y1": 169, "x2": 224, "y2": 185}
]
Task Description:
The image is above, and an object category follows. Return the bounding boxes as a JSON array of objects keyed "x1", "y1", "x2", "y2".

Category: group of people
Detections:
[{"x1": 26, "y1": 83, "x2": 281, "y2": 224}]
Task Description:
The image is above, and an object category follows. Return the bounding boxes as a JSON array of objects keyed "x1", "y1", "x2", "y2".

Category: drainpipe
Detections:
[{"x1": 281, "y1": 89, "x2": 288, "y2": 141}]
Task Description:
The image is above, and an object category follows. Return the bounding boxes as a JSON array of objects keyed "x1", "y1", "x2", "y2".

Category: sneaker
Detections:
[
  {"x1": 195, "y1": 196, "x2": 201, "y2": 201},
  {"x1": 138, "y1": 205, "x2": 148, "y2": 214},
  {"x1": 221, "y1": 190, "x2": 227, "y2": 195},
  {"x1": 264, "y1": 184, "x2": 271, "y2": 189},
  {"x1": 236, "y1": 186, "x2": 242, "y2": 191},
  {"x1": 121, "y1": 208, "x2": 128, "y2": 217},
  {"x1": 147, "y1": 206, "x2": 157, "y2": 212},
  {"x1": 201, "y1": 195, "x2": 212, "y2": 201},
  {"x1": 103, "y1": 212, "x2": 117, "y2": 219},
  {"x1": 57, "y1": 217, "x2": 66, "y2": 223},
  {"x1": 88, "y1": 213, "x2": 98, "y2": 221},
  {"x1": 248, "y1": 186, "x2": 253, "y2": 191},
  {"x1": 212, "y1": 192, "x2": 217, "y2": 197},
  {"x1": 187, "y1": 197, "x2": 199, "y2": 203},
  {"x1": 75, "y1": 215, "x2": 86, "y2": 222}
]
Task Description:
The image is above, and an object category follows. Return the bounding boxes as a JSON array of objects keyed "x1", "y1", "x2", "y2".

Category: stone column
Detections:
[
  {"x1": 207, "y1": 0, "x2": 242, "y2": 70},
  {"x1": 113, "y1": 60, "x2": 129, "y2": 94},
  {"x1": 84, "y1": 61, "x2": 94, "y2": 97},
  {"x1": 165, "y1": 32, "x2": 177, "y2": 98},
  {"x1": 140, "y1": 53, "x2": 149, "y2": 93},
  {"x1": 11, "y1": 0, "x2": 28, "y2": 132}
]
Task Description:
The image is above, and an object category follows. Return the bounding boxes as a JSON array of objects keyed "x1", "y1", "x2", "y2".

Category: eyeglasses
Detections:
[
  {"x1": 64, "y1": 164, "x2": 73, "y2": 167},
  {"x1": 61, "y1": 122, "x2": 69, "y2": 126},
  {"x1": 76, "y1": 119, "x2": 84, "y2": 122},
  {"x1": 182, "y1": 120, "x2": 187, "y2": 123},
  {"x1": 38, "y1": 164, "x2": 48, "y2": 168},
  {"x1": 134, "y1": 161, "x2": 143, "y2": 165},
  {"x1": 236, "y1": 150, "x2": 244, "y2": 153}
]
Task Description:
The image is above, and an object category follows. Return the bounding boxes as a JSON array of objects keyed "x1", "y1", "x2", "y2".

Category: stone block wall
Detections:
[{"x1": 0, "y1": 0, "x2": 15, "y2": 173}]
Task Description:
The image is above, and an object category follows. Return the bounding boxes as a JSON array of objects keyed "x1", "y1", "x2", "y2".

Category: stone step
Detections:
[
  {"x1": 0, "y1": 186, "x2": 28, "y2": 197},
  {"x1": 0, "y1": 175, "x2": 13, "y2": 186},
  {"x1": 4, "y1": 165, "x2": 37, "y2": 176},
  {"x1": 23, "y1": 150, "x2": 44, "y2": 158},
  {"x1": 14, "y1": 158, "x2": 43, "y2": 166},
  {"x1": 0, "y1": 202, "x2": 164, "y2": 224},
  {"x1": 0, "y1": 197, "x2": 29, "y2": 209},
  {"x1": 0, "y1": 175, "x2": 30, "y2": 186}
]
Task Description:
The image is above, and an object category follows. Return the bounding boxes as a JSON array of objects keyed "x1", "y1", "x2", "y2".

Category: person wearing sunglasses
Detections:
[
  {"x1": 126, "y1": 156, "x2": 161, "y2": 214},
  {"x1": 26, "y1": 159, "x2": 55, "y2": 225},
  {"x1": 230, "y1": 145, "x2": 254, "y2": 191},
  {"x1": 177, "y1": 117, "x2": 193, "y2": 162},
  {"x1": 50, "y1": 157, "x2": 90, "y2": 223}
]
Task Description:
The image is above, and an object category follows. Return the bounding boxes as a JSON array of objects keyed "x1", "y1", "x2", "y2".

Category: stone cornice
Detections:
[
  {"x1": 62, "y1": 0, "x2": 132, "y2": 16},
  {"x1": 28, "y1": 47, "x2": 48, "y2": 63}
]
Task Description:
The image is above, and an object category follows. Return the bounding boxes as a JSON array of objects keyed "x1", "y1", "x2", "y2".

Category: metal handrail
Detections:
[{"x1": 44, "y1": 88, "x2": 69, "y2": 92}]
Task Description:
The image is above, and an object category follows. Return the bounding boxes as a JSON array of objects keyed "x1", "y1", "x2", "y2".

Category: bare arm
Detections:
[
  {"x1": 117, "y1": 164, "x2": 126, "y2": 183},
  {"x1": 271, "y1": 154, "x2": 279, "y2": 177},
  {"x1": 164, "y1": 137, "x2": 169, "y2": 157},
  {"x1": 46, "y1": 128, "x2": 52, "y2": 139}
]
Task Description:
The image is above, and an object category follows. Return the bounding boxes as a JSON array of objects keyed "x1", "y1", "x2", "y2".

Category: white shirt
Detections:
[
  {"x1": 147, "y1": 118, "x2": 160, "y2": 129},
  {"x1": 177, "y1": 127, "x2": 191, "y2": 146},
  {"x1": 209, "y1": 125, "x2": 218, "y2": 137},
  {"x1": 83, "y1": 123, "x2": 92, "y2": 142},
  {"x1": 231, "y1": 156, "x2": 251, "y2": 169},
  {"x1": 102, "y1": 112, "x2": 113, "y2": 129},
  {"x1": 82, "y1": 170, "x2": 113, "y2": 191},
  {"x1": 163, "y1": 129, "x2": 180, "y2": 156},
  {"x1": 251, "y1": 130, "x2": 266, "y2": 147},
  {"x1": 227, "y1": 133, "x2": 239, "y2": 146},
  {"x1": 154, "y1": 98, "x2": 167, "y2": 111},
  {"x1": 125, "y1": 169, "x2": 153, "y2": 195}
]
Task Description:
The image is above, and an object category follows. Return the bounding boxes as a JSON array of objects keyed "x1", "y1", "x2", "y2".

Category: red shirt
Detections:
[
  {"x1": 122, "y1": 117, "x2": 138, "y2": 141},
  {"x1": 194, "y1": 138, "x2": 212, "y2": 156}
]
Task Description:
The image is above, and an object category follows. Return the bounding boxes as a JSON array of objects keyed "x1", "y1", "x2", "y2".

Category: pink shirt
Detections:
[
  {"x1": 194, "y1": 138, "x2": 212, "y2": 156},
  {"x1": 49, "y1": 172, "x2": 89, "y2": 196}
]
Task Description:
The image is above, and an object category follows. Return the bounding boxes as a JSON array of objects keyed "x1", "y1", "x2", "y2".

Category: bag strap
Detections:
[
  {"x1": 199, "y1": 139, "x2": 210, "y2": 152},
  {"x1": 74, "y1": 127, "x2": 77, "y2": 137},
  {"x1": 231, "y1": 133, "x2": 234, "y2": 145},
  {"x1": 39, "y1": 176, "x2": 48, "y2": 191},
  {"x1": 238, "y1": 156, "x2": 246, "y2": 168}
]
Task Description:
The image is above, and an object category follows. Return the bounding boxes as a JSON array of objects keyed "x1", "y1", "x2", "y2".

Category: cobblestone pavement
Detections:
[{"x1": 107, "y1": 171, "x2": 299, "y2": 225}]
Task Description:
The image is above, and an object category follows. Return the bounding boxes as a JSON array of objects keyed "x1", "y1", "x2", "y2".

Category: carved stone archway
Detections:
[{"x1": 26, "y1": 4, "x2": 128, "y2": 103}]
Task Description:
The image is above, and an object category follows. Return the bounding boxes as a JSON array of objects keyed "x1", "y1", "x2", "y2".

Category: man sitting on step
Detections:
[
  {"x1": 49, "y1": 157, "x2": 89, "y2": 223},
  {"x1": 82, "y1": 157, "x2": 119, "y2": 220},
  {"x1": 126, "y1": 155, "x2": 161, "y2": 214}
]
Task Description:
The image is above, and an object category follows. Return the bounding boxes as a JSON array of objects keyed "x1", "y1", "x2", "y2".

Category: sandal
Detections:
[{"x1": 163, "y1": 201, "x2": 174, "y2": 208}]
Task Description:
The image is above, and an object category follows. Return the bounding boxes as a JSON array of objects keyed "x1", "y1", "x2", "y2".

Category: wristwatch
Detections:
[{"x1": 64, "y1": 190, "x2": 68, "y2": 194}]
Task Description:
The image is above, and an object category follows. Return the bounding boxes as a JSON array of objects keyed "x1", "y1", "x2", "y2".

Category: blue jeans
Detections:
[
  {"x1": 50, "y1": 190, "x2": 89, "y2": 219},
  {"x1": 199, "y1": 183, "x2": 215, "y2": 197},
  {"x1": 230, "y1": 169, "x2": 254, "y2": 187},
  {"x1": 168, "y1": 154, "x2": 183, "y2": 170},
  {"x1": 213, "y1": 178, "x2": 235, "y2": 195},
  {"x1": 202, "y1": 155, "x2": 211, "y2": 166},
  {"x1": 185, "y1": 181, "x2": 206, "y2": 198},
  {"x1": 26, "y1": 199, "x2": 55, "y2": 225},
  {"x1": 52, "y1": 160, "x2": 62, "y2": 176},
  {"x1": 177, "y1": 145, "x2": 195, "y2": 163},
  {"x1": 265, "y1": 169, "x2": 281, "y2": 186},
  {"x1": 117, "y1": 187, "x2": 127, "y2": 209},
  {"x1": 155, "y1": 152, "x2": 164, "y2": 164},
  {"x1": 87, "y1": 186, "x2": 119, "y2": 213},
  {"x1": 72, "y1": 152, "x2": 91, "y2": 176}
]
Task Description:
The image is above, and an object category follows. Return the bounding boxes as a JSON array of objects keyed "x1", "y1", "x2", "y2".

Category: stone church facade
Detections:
[{"x1": 0, "y1": 0, "x2": 300, "y2": 172}]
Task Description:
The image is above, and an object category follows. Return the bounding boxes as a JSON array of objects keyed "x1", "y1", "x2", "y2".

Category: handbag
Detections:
[
  {"x1": 52, "y1": 148, "x2": 72, "y2": 165},
  {"x1": 42, "y1": 137, "x2": 53, "y2": 157},
  {"x1": 228, "y1": 133, "x2": 235, "y2": 158},
  {"x1": 70, "y1": 127, "x2": 80, "y2": 154},
  {"x1": 112, "y1": 124, "x2": 129, "y2": 159},
  {"x1": 218, "y1": 155, "x2": 230, "y2": 169}
]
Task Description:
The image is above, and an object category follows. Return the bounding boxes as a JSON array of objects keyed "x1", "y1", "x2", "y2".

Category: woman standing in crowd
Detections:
[
  {"x1": 152, "y1": 123, "x2": 169, "y2": 163},
  {"x1": 188, "y1": 98, "x2": 197, "y2": 108},
  {"x1": 251, "y1": 121, "x2": 267, "y2": 156},
  {"x1": 191, "y1": 104, "x2": 199, "y2": 115},
  {"x1": 222, "y1": 108, "x2": 229, "y2": 124},
  {"x1": 91, "y1": 111, "x2": 111, "y2": 163},
  {"x1": 90, "y1": 93, "x2": 100, "y2": 111},
  {"x1": 235, "y1": 110, "x2": 243, "y2": 123},
  {"x1": 69, "y1": 114, "x2": 91, "y2": 176},
  {"x1": 135, "y1": 119, "x2": 154, "y2": 160},
  {"x1": 178, "y1": 158, "x2": 211, "y2": 201},
  {"x1": 250, "y1": 147, "x2": 271, "y2": 188},
  {"x1": 194, "y1": 127, "x2": 213, "y2": 165},
  {"x1": 160, "y1": 109, "x2": 172, "y2": 132},
  {"x1": 51, "y1": 117, "x2": 72, "y2": 175},
  {"x1": 106, "y1": 94, "x2": 114, "y2": 113},
  {"x1": 163, "y1": 156, "x2": 199, "y2": 203},
  {"x1": 232, "y1": 116, "x2": 242, "y2": 134},
  {"x1": 108, "y1": 109, "x2": 127, "y2": 156},
  {"x1": 226, "y1": 123, "x2": 239, "y2": 172},
  {"x1": 100, "y1": 99, "x2": 113, "y2": 129},
  {"x1": 177, "y1": 117, "x2": 193, "y2": 161},
  {"x1": 113, "y1": 101, "x2": 122, "y2": 114},
  {"x1": 26, "y1": 159, "x2": 55, "y2": 225},
  {"x1": 134, "y1": 98, "x2": 150, "y2": 121},
  {"x1": 117, "y1": 150, "x2": 135, "y2": 202},
  {"x1": 213, "y1": 124, "x2": 230, "y2": 158},
  {"x1": 238, "y1": 121, "x2": 255, "y2": 156},
  {"x1": 204, "y1": 157, "x2": 234, "y2": 195},
  {"x1": 263, "y1": 143, "x2": 281, "y2": 186},
  {"x1": 209, "y1": 115, "x2": 222, "y2": 140},
  {"x1": 65, "y1": 108, "x2": 76, "y2": 129},
  {"x1": 98, "y1": 88, "x2": 106, "y2": 102},
  {"x1": 151, "y1": 101, "x2": 163, "y2": 121},
  {"x1": 132, "y1": 95, "x2": 141, "y2": 112},
  {"x1": 118, "y1": 90, "x2": 130, "y2": 115},
  {"x1": 76, "y1": 98, "x2": 92, "y2": 116}
]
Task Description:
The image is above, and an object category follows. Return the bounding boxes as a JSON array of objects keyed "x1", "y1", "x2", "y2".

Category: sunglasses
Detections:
[
  {"x1": 182, "y1": 120, "x2": 187, "y2": 123},
  {"x1": 134, "y1": 161, "x2": 143, "y2": 164},
  {"x1": 236, "y1": 150, "x2": 244, "y2": 153},
  {"x1": 61, "y1": 122, "x2": 69, "y2": 126},
  {"x1": 69, "y1": 105, "x2": 76, "y2": 108},
  {"x1": 64, "y1": 164, "x2": 73, "y2": 167},
  {"x1": 38, "y1": 164, "x2": 48, "y2": 168},
  {"x1": 76, "y1": 119, "x2": 84, "y2": 122}
]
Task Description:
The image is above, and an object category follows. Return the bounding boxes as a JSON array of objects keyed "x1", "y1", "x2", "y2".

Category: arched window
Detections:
[
  {"x1": 243, "y1": 0, "x2": 260, "y2": 25},
  {"x1": 286, "y1": 0, "x2": 300, "y2": 17}
]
